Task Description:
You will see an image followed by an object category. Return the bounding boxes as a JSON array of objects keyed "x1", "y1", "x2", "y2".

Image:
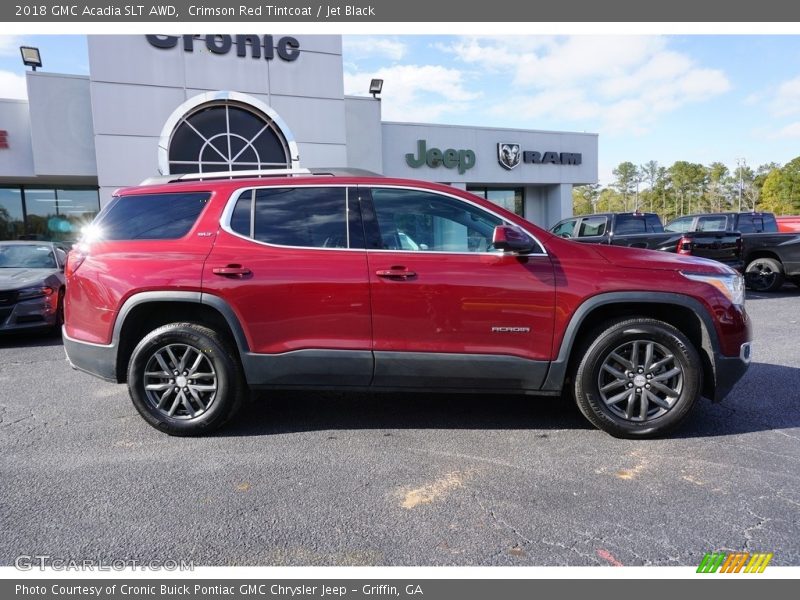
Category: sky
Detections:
[{"x1": 2, "y1": 34, "x2": 800, "y2": 185}]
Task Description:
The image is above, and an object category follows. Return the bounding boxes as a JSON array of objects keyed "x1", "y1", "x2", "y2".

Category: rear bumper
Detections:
[
  {"x1": 62, "y1": 327, "x2": 118, "y2": 383},
  {"x1": 713, "y1": 342, "x2": 752, "y2": 402}
]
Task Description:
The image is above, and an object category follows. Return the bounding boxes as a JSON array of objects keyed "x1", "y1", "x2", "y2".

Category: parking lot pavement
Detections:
[{"x1": 1, "y1": 288, "x2": 798, "y2": 568}]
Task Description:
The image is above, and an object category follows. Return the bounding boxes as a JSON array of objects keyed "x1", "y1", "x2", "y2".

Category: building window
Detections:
[
  {"x1": 467, "y1": 186, "x2": 524, "y2": 217},
  {"x1": 0, "y1": 186, "x2": 100, "y2": 242},
  {"x1": 167, "y1": 101, "x2": 291, "y2": 175},
  {"x1": 0, "y1": 188, "x2": 25, "y2": 241}
]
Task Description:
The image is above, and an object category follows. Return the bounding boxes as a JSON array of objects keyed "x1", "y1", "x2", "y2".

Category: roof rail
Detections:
[
  {"x1": 139, "y1": 167, "x2": 383, "y2": 186},
  {"x1": 139, "y1": 168, "x2": 311, "y2": 186}
]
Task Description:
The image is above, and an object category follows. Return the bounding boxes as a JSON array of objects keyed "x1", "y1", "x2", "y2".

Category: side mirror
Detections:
[{"x1": 492, "y1": 225, "x2": 535, "y2": 254}]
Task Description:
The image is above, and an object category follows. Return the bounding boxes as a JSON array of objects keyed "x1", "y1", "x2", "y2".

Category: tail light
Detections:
[
  {"x1": 65, "y1": 246, "x2": 88, "y2": 277},
  {"x1": 676, "y1": 236, "x2": 693, "y2": 255}
]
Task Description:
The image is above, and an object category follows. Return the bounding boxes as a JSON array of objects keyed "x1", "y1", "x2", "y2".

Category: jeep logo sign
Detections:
[
  {"x1": 405, "y1": 139, "x2": 476, "y2": 174},
  {"x1": 146, "y1": 35, "x2": 301, "y2": 61}
]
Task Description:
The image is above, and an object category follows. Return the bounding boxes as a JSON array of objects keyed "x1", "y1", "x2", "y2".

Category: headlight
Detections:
[
  {"x1": 16, "y1": 286, "x2": 55, "y2": 301},
  {"x1": 681, "y1": 272, "x2": 745, "y2": 306}
]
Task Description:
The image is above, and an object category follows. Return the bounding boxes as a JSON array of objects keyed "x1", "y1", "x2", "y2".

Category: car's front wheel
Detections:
[
  {"x1": 127, "y1": 323, "x2": 245, "y2": 436},
  {"x1": 573, "y1": 318, "x2": 702, "y2": 438}
]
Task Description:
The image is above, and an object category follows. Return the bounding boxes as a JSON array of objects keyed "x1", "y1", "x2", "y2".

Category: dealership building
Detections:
[{"x1": 0, "y1": 34, "x2": 598, "y2": 242}]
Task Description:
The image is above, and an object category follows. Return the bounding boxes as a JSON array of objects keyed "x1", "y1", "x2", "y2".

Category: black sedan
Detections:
[{"x1": 0, "y1": 241, "x2": 67, "y2": 334}]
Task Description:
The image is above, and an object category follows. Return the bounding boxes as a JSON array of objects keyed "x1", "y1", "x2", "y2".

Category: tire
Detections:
[
  {"x1": 573, "y1": 318, "x2": 702, "y2": 439},
  {"x1": 127, "y1": 323, "x2": 245, "y2": 436},
  {"x1": 745, "y1": 257, "x2": 784, "y2": 292}
]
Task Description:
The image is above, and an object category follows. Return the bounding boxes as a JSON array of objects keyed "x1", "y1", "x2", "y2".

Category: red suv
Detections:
[{"x1": 63, "y1": 171, "x2": 752, "y2": 438}]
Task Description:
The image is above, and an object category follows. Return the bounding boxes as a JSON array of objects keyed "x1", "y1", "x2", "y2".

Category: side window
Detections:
[
  {"x1": 93, "y1": 192, "x2": 210, "y2": 240},
  {"x1": 614, "y1": 215, "x2": 646, "y2": 234},
  {"x1": 229, "y1": 187, "x2": 364, "y2": 249},
  {"x1": 737, "y1": 216, "x2": 756, "y2": 233},
  {"x1": 696, "y1": 216, "x2": 728, "y2": 232},
  {"x1": 369, "y1": 188, "x2": 506, "y2": 253},
  {"x1": 761, "y1": 214, "x2": 779, "y2": 232},
  {"x1": 664, "y1": 217, "x2": 692, "y2": 233},
  {"x1": 552, "y1": 219, "x2": 577, "y2": 237},
  {"x1": 577, "y1": 216, "x2": 607, "y2": 237},
  {"x1": 645, "y1": 215, "x2": 663, "y2": 232}
]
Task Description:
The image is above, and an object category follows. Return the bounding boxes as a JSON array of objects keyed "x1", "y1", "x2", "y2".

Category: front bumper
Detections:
[
  {"x1": 62, "y1": 327, "x2": 118, "y2": 382},
  {"x1": 713, "y1": 342, "x2": 752, "y2": 402},
  {"x1": 0, "y1": 296, "x2": 58, "y2": 332}
]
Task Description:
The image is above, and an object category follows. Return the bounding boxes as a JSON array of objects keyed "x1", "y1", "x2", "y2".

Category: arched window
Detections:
[{"x1": 166, "y1": 100, "x2": 292, "y2": 174}]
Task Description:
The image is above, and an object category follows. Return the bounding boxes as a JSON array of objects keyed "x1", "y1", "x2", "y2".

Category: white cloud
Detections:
[
  {"x1": 768, "y1": 121, "x2": 800, "y2": 139},
  {"x1": 344, "y1": 64, "x2": 479, "y2": 123},
  {"x1": 443, "y1": 35, "x2": 730, "y2": 135},
  {"x1": 0, "y1": 35, "x2": 23, "y2": 57},
  {"x1": 0, "y1": 70, "x2": 27, "y2": 99},
  {"x1": 767, "y1": 76, "x2": 800, "y2": 118},
  {"x1": 343, "y1": 37, "x2": 407, "y2": 61}
]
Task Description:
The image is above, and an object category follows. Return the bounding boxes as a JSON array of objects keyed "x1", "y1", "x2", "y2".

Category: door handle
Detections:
[
  {"x1": 376, "y1": 268, "x2": 416, "y2": 280},
  {"x1": 212, "y1": 265, "x2": 252, "y2": 277}
]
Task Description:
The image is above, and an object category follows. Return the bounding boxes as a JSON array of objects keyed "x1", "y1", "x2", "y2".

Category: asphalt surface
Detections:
[{"x1": 1, "y1": 288, "x2": 798, "y2": 567}]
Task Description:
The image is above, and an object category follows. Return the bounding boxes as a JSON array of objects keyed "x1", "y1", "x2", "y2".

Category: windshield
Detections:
[{"x1": 0, "y1": 244, "x2": 57, "y2": 269}]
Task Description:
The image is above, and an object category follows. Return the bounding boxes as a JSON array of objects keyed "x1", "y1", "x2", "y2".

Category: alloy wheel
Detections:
[
  {"x1": 597, "y1": 339, "x2": 684, "y2": 422},
  {"x1": 143, "y1": 344, "x2": 218, "y2": 420}
]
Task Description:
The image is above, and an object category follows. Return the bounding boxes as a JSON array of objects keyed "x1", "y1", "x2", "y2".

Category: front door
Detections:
[{"x1": 362, "y1": 186, "x2": 556, "y2": 391}]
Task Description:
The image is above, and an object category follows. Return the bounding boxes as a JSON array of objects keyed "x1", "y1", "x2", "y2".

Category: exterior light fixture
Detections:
[
  {"x1": 20, "y1": 46, "x2": 42, "y2": 71},
  {"x1": 369, "y1": 78, "x2": 383, "y2": 98}
]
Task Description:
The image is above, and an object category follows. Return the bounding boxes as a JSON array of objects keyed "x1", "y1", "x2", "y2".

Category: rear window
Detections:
[
  {"x1": 614, "y1": 215, "x2": 646, "y2": 234},
  {"x1": 93, "y1": 192, "x2": 210, "y2": 240}
]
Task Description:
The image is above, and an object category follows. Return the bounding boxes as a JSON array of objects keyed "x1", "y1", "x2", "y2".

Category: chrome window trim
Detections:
[
  {"x1": 218, "y1": 183, "x2": 549, "y2": 257},
  {"x1": 362, "y1": 184, "x2": 548, "y2": 256},
  {"x1": 219, "y1": 184, "x2": 363, "y2": 253}
]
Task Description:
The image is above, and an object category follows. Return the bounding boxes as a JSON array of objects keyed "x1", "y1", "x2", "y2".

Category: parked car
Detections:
[
  {"x1": 549, "y1": 212, "x2": 743, "y2": 270},
  {"x1": 63, "y1": 171, "x2": 752, "y2": 438},
  {"x1": 665, "y1": 212, "x2": 800, "y2": 292},
  {"x1": 0, "y1": 241, "x2": 67, "y2": 333},
  {"x1": 776, "y1": 215, "x2": 800, "y2": 233}
]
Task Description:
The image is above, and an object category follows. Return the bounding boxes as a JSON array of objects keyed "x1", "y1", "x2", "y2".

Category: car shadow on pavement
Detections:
[
  {"x1": 746, "y1": 286, "x2": 799, "y2": 300},
  {"x1": 0, "y1": 331, "x2": 63, "y2": 348},
  {"x1": 675, "y1": 362, "x2": 800, "y2": 439},
  {"x1": 223, "y1": 361, "x2": 800, "y2": 439},
  {"x1": 224, "y1": 390, "x2": 593, "y2": 436}
]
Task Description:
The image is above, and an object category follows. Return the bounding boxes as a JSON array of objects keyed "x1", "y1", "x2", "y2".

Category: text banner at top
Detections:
[{"x1": 5, "y1": 0, "x2": 800, "y2": 22}]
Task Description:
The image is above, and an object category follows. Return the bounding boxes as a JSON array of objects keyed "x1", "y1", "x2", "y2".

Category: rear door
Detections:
[
  {"x1": 202, "y1": 185, "x2": 373, "y2": 386},
  {"x1": 362, "y1": 185, "x2": 555, "y2": 391}
]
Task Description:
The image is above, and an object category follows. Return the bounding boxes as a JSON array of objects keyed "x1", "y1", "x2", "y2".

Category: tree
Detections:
[
  {"x1": 669, "y1": 161, "x2": 707, "y2": 216},
  {"x1": 572, "y1": 184, "x2": 600, "y2": 215},
  {"x1": 596, "y1": 187, "x2": 624, "y2": 213},
  {"x1": 760, "y1": 157, "x2": 800, "y2": 214},
  {"x1": 612, "y1": 162, "x2": 639, "y2": 212},
  {"x1": 707, "y1": 162, "x2": 729, "y2": 212},
  {"x1": 640, "y1": 160, "x2": 660, "y2": 212}
]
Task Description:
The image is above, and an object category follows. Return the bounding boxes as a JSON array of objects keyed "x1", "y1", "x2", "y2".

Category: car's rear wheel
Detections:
[
  {"x1": 127, "y1": 323, "x2": 244, "y2": 436},
  {"x1": 573, "y1": 318, "x2": 701, "y2": 438},
  {"x1": 745, "y1": 257, "x2": 784, "y2": 292}
]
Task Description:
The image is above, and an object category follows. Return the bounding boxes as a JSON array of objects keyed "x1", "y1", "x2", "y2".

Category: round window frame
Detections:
[{"x1": 158, "y1": 91, "x2": 300, "y2": 175}]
